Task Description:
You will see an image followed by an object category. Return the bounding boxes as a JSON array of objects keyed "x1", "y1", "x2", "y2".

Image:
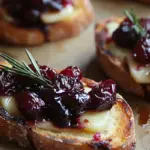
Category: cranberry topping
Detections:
[
  {"x1": 88, "y1": 80, "x2": 116, "y2": 110},
  {"x1": 2, "y1": 0, "x2": 72, "y2": 27},
  {"x1": 15, "y1": 91, "x2": 45, "y2": 120},
  {"x1": 0, "y1": 70, "x2": 17, "y2": 96},
  {"x1": 62, "y1": 91, "x2": 90, "y2": 116},
  {"x1": 0, "y1": 64, "x2": 116, "y2": 128},
  {"x1": 29, "y1": 64, "x2": 56, "y2": 79},
  {"x1": 52, "y1": 74, "x2": 84, "y2": 94},
  {"x1": 44, "y1": 95, "x2": 71, "y2": 127},
  {"x1": 112, "y1": 18, "x2": 139, "y2": 49},
  {"x1": 60, "y1": 66, "x2": 82, "y2": 80},
  {"x1": 133, "y1": 31, "x2": 150, "y2": 64}
]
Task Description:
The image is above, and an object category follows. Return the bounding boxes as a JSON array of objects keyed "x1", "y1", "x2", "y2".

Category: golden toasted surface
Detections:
[
  {"x1": 95, "y1": 18, "x2": 148, "y2": 97},
  {"x1": 0, "y1": 0, "x2": 94, "y2": 46}
]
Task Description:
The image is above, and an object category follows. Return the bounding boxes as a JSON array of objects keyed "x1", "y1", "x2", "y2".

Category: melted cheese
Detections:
[
  {"x1": 106, "y1": 21, "x2": 120, "y2": 37},
  {"x1": 79, "y1": 110, "x2": 111, "y2": 132},
  {"x1": 106, "y1": 43, "x2": 130, "y2": 61},
  {"x1": 128, "y1": 56, "x2": 150, "y2": 83},
  {"x1": 0, "y1": 96, "x2": 21, "y2": 116},
  {"x1": 41, "y1": 5, "x2": 74, "y2": 24},
  {"x1": 106, "y1": 20, "x2": 150, "y2": 83}
]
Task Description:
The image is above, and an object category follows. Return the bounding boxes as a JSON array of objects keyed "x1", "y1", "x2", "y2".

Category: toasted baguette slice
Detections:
[
  {"x1": 95, "y1": 18, "x2": 150, "y2": 97},
  {"x1": 0, "y1": 0, "x2": 94, "y2": 46},
  {"x1": 0, "y1": 63, "x2": 136, "y2": 150}
]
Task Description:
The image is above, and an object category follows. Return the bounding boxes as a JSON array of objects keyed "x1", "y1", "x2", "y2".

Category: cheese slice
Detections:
[
  {"x1": 41, "y1": 5, "x2": 74, "y2": 24},
  {"x1": 106, "y1": 20, "x2": 150, "y2": 83},
  {"x1": 106, "y1": 21, "x2": 120, "y2": 37},
  {"x1": 128, "y1": 56, "x2": 150, "y2": 83},
  {"x1": 78, "y1": 110, "x2": 111, "y2": 133},
  {"x1": 0, "y1": 96, "x2": 21, "y2": 116},
  {"x1": 106, "y1": 43, "x2": 130, "y2": 61}
]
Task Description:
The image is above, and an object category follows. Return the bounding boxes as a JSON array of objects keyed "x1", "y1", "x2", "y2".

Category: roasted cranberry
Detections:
[
  {"x1": 52, "y1": 74, "x2": 83, "y2": 94},
  {"x1": 112, "y1": 18, "x2": 139, "y2": 49},
  {"x1": 60, "y1": 66, "x2": 82, "y2": 80},
  {"x1": 15, "y1": 91, "x2": 45, "y2": 121},
  {"x1": 133, "y1": 31, "x2": 150, "y2": 64},
  {"x1": 0, "y1": 70, "x2": 17, "y2": 96},
  {"x1": 29, "y1": 64, "x2": 56, "y2": 80},
  {"x1": 62, "y1": 0, "x2": 72, "y2": 6},
  {"x1": 40, "y1": 65, "x2": 56, "y2": 80},
  {"x1": 45, "y1": 96, "x2": 71, "y2": 127},
  {"x1": 88, "y1": 80, "x2": 116, "y2": 110},
  {"x1": 62, "y1": 91, "x2": 90, "y2": 115},
  {"x1": 21, "y1": 9, "x2": 41, "y2": 25}
]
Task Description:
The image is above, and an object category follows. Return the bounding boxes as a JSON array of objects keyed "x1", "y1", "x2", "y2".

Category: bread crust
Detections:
[
  {"x1": 0, "y1": 107, "x2": 29, "y2": 147},
  {"x1": 0, "y1": 67, "x2": 136, "y2": 150},
  {"x1": 0, "y1": 0, "x2": 94, "y2": 46},
  {"x1": 95, "y1": 18, "x2": 147, "y2": 97}
]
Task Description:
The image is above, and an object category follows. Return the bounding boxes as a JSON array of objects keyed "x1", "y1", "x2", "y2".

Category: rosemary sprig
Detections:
[
  {"x1": 0, "y1": 50, "x2": 52, "y2": 87},
  {"x1": 124, "y1": 9, "x2": 146, "y2": 37}
]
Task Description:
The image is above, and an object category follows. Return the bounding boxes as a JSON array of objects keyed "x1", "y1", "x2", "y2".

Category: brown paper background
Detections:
[{"x1": 0, "y1": 0, "x2": 150, "y2": 149}]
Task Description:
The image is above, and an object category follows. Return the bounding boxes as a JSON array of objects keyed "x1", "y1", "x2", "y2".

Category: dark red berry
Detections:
[
  {"x1": 88, "y1": 80, "x2": 116, "y2": 110},
  {"x1": 40, "y1": 65, "x2": 56, "y2": 80},
  {"x1": 133, "y1": 31, "x2": 150, "y2": 64},
  {"x1": 2, "y1": 0, "x2": 70, "y2": 27},
  {"x1": 44, "y1": 96, "x2": 71, "y2": 127},
  {"x1": 29, "y1": 64, "x2": 56, "y2": 80},
  {"x1": 62, "y1": 91, "x2": 90, "y2": 115},
  {"x1": 112, "y1": 18, "x2": 139, "y2": 49},
  {"x1": 0, "y1": 70, "x2": 17, "y2": 96},
  {"x1": 52, "y1": 74, "x2": 83, "y2": 94},
  {"x1": 60, "y1": 66, "x2": 82, "y2": 80},
  {"x1": 15, "y1": 91, "x2": 45, "y2": 121},
  {"x1": 93, "y1": 132, "x2": 101, "y2": 141},
  {"x1": 22, "y1": 9, "x2": 40, "y2": 25},
  {"x1": 62, "y1": 0, "x2": 72, "y2": 6}
]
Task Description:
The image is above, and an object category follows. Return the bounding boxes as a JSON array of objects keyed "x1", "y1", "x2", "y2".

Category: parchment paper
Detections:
[{"x1": 0, "y1": 0, "x2": 150, "y2": 149}]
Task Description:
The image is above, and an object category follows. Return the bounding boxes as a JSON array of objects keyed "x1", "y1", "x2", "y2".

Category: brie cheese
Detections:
[
  {"x1": 0, "y1": 96, "x2": 21, "y2": 116},
  {"x1": 41, "y1": 5, "x2": 74, "y2": 24}
]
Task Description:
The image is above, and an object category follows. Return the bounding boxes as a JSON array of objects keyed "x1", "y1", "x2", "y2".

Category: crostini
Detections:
[
  {"x1": 0, "y1": 0, "x2": 94, "y2": 45},
  {"x1": 96, "y1": 10, "x2": 150, "y2": 98},
  {"x1": 0, "y1": 51, "x2": 135, "y2": 149}
]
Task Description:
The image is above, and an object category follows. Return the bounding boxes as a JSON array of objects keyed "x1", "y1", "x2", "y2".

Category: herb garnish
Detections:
[
  {"x1": 124, "y1": 9, "x2": 146, "y2": 37},
  {"x1": 0, "y1": 49, "x2": 52, "y2": 87}
]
